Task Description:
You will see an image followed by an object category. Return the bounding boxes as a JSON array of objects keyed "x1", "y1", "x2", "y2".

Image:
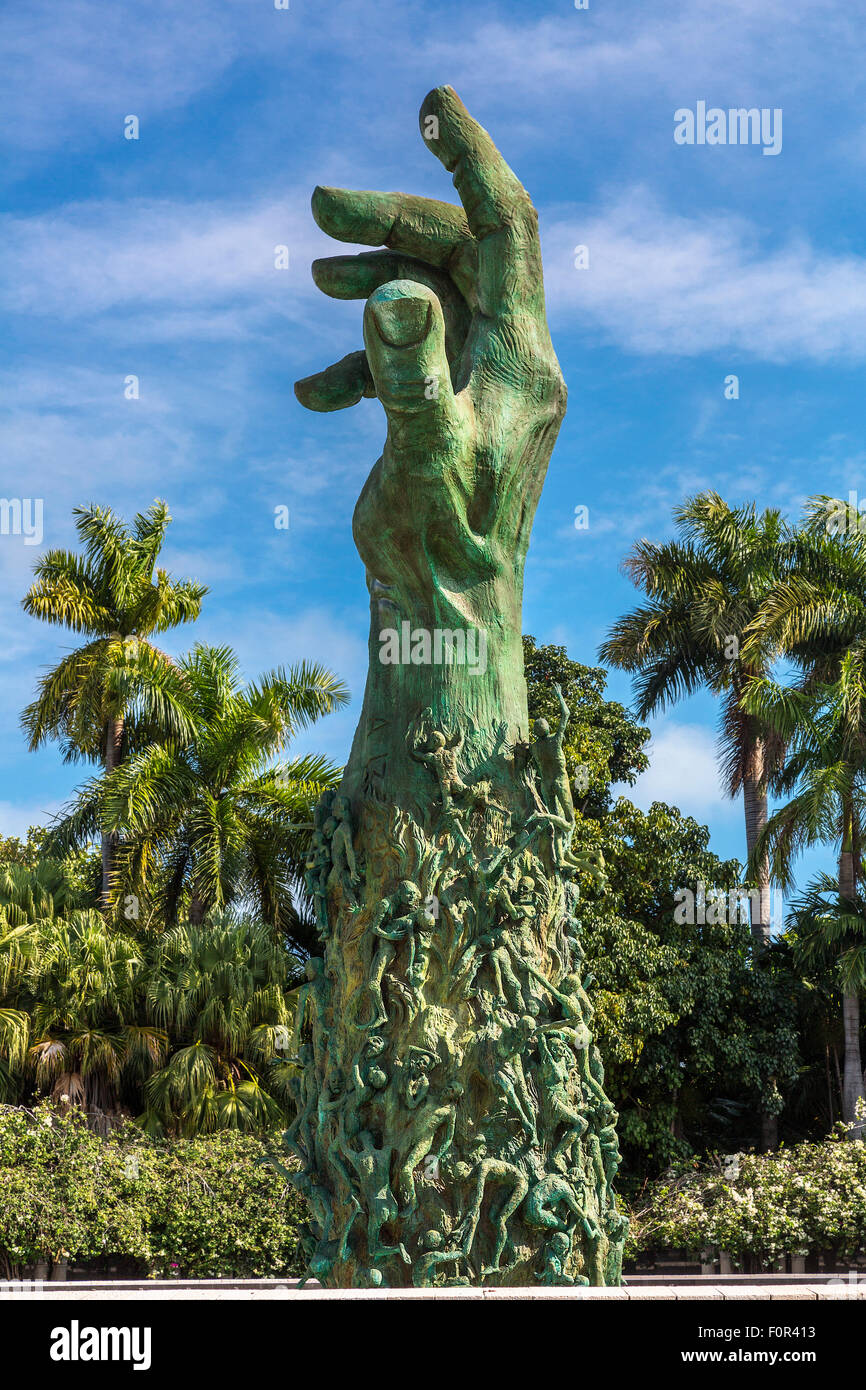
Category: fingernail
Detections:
[{"x1": 369, "y1": 298, "x2": 431, "y2": 347}]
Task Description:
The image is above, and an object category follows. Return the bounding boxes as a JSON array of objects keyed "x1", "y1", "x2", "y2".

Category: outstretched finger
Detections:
[
  {"x1": 418, "y1": 86, "x2": 543, "y2": 319},
  {"x1": 311, "y1": 185, "x2": 473, "y2": 270},
  {"x1": 312, "y1": 250, "x2": 472, "y2": 359},
  {"x1": 295, "y1": 350, "x2": 374, "y2": 413}
]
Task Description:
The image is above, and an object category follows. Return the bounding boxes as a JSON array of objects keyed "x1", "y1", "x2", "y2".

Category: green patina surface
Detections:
[{"x1": 290, "y1": 85, "x2": 626, "y2": 1288}]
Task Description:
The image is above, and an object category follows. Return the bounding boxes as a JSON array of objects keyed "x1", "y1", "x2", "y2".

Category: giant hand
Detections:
[
  {"x1": 291, "y1": 92, "x2": 626, "y2": 1293},
  {"x1": 296, "y1": 86, "x2": 566, "y2": 767}
]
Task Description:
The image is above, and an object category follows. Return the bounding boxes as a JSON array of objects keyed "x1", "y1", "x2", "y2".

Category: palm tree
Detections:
[
  {"x1": 787, "y1": 872, "x2": 866, "y2": 1138},
  {"x1": 738, "y1": 496, "x2": 866, "y2": 1135},
  {"x1": 743, "y1": 496, "x2": 866, "y2": 680},
  {"x1": 0, "y1": 861, "x2": 74, "y2": 1101},
  {"x1": 0, "y1": 859, "x2": 81, "y2": 925},
  {"x1": 142, "y1": 911, "x2": 294, "y2": 1135},
  {"x1": 21, "y1": 501, "x2": 207, "y2": 903},
  {"x1": 25, "y1": 910, "x2": 161, "y2": 1129},
  {"x1": 600, "y1": 491, "x2": 787, "y2": 952},
  {"x1": 742, "y1": 651, "x2": 866, "y2": 1133},
  {"x1": 0, "y1": 862, "x2": 299, "y2": 1133},
  {"x1": 0, "y1": 908, "x2": 39, "y2": 1101},
  {"x1": 54, "y1": 644, "x2": 347, "y2": 949},
  {"x1": 0, "y1": 861, "x2": 158, "y2": 1123}
]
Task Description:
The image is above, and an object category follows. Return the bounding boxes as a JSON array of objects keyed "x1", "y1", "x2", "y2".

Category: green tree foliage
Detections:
[
  {"x1": 524, "y1": 635, "x2": 650, "y2": 819},
  {"x1": 51, "y1": 644, "x2": 348, "y2": 947},
  {"x1": 143, "y1": 913, "x2": 296, "y2": 1136},
  {"x1": 0, "y1": 1103, "x2": 305, "y2": 1279},
  {"x1": 786, "y1": 871, "x2": 866, "y2": 1136},
  {"x1": 583, "y1": 801, "x2": 798, "y2": 1179},
  {"x1": 599, "y1": 492, "x2": 788, "y2": 951},
  {"x1": 742, "y1": 505, "x2": 866, "y2": 1131},
  {"x1": 0, "y1": 834, "x2": 38, "y2": 868},
  {"x1": 629, "y1": 1130, "x2": 866, "y2": 1265},
  {"x1": 7, "y1": 499, "x2": 352, "y2": 1139},
  {"x1": 20, "y1": 502, "x2": 207, "y2": 901},
  {"x1": 524, "y1": 637, "x2": 800, "y2": 1180},
  {"x1": 0, "y1": 830, "x2": 100, "y2": 910},
  {"x1": 0, "y1": 863, "x2": 300, "y2": 1135}
]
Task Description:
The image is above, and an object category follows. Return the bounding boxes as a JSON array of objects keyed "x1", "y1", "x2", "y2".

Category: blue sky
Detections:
[{"x1": 1, "y1": 0, "x2": 864, "y2": 893}]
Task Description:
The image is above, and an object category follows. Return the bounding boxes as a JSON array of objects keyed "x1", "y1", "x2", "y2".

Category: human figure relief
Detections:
[{"x1": 364, "y1": 882, "x2": 436, "y2": 1029}]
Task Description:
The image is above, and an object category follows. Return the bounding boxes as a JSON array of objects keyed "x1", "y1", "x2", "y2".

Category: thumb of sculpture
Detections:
[{"x1": 363, "y1": 279, "x2": 468, "y2": 444}]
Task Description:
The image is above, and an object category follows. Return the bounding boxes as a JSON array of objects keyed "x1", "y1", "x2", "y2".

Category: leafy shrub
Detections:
[
  {"x1": 627, "y1": 1134, "x2": 866, "y2": 1263},
  {"x1": 0, "y1": 1103, "x2": 305, "y2": 1278}
]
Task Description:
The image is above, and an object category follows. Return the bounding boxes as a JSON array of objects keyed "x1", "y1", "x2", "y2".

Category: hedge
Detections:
[
  {"x1": 626, "y1": 1133, "x2": 866, "y2": 1264},
  {"x1": 0, "y1": 1104, "x2": 305, "y2": 1279},
  {"x1": 5, "y1": 1103, "x2": 866, "y2": 1278}
]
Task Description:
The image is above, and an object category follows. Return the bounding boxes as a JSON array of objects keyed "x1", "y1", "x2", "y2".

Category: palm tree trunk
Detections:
[
  {"x1": 759, "y1": 1106, "x2": 778, "y2": 1152},
  {"x1": 842, "y1": 989, "x2": 864, "y2": 1137},
  {"x1": 743, "y1": 770, "x2": 771, "y2": 953},
  {"x1": 189, "y1": 896, "x2": 205, "y2": 925},
  {"x1": 838, "y1": 816, "x2": 865, "y2": 1139},
  {"x1": 101, "y1": 716, "x2": 124, "y2": 907},
  {"x1": 744, "y1": 743, "x2": 778, "y2": 1147}
]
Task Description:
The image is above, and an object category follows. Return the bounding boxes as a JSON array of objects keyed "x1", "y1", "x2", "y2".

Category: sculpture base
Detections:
[{"x1": 291, "y1": 714, "x2": 627, "y2": 1289}]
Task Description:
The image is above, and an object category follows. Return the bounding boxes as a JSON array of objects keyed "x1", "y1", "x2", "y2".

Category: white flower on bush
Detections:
[{"x1": 634, "y1": 1137, "x2": 866, "y2": 1261}]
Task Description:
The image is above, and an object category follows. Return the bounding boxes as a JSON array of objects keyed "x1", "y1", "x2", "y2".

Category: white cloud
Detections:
[
  {"x1": 1, "y1": 0, "x2": 258, "y2": 153},
  {"x1": 542, "y1": 187, "x2": 866, "y2": 361},
  {"x1": 221, "y1": 606, "x2": 368, "y2": 696},
  {"x1": 420, "y1": 0, "x2": 860, "y2": 123},
  {"x1": 0, "y1": 797, "x2": 67, "y2": 839},
  {"x1": 5, "y1": 0, "x2": 857, "y2": 166},
  {"x1": 12, "y1": 181, "x2": 866, "y2": 366},
  {"x1": 626, "y1": 721, "x2": 739, "y2": 822},
  {"x1": 0, "y1": 197, "x2": 330, "y2": 335}
]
